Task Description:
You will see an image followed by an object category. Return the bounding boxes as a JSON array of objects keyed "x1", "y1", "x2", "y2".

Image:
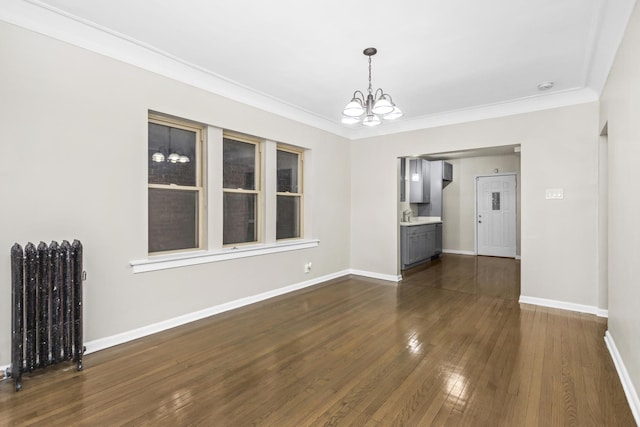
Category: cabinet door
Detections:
[
  {"x1": 406, "y1": 227, "x2": 423, "y2": 264},
  {"x1": 435, "y1": 223, "x2": 443, "y2": 254},
  {"x1": 425, "y1": 225, "x2": 436, "y2": 258},
  {"x1": 422, "y1": 160, "x2": 431, "y2": 204},
  {"x1": 443, "y1": 162, "x2": 453, "y2": 181},
  {"x1": 417, "y1": 227, "x2": 429, "y2": 260},
  {"x1": 409, "y1": 159, "x2": 423, "y2": 203},
  {"x1": 409, "y1": 159, "x2": 431, "y2": 203}
]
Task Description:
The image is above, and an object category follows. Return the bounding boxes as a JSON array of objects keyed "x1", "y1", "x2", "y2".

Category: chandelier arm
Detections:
[
  {"x1": 352, "y1": 90, "x2": 366, "y2": 103},
  {"x1": 374, "y1": 88, "x2": 386, "y2": 100}
]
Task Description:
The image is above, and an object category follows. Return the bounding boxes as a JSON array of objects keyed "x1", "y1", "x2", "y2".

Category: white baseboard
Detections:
[
  {"x1": 442, "y1": 249, "x2": 475, "y2": 256},
  {"x1": 349, "y1": 269, "x2": 401, "y2": 283},
  {"x1": 1, "y1": 269, "x2": 393, "y2": 371},
  {"x1": 442, "y1": 250, "x2": 522, "y2": 260},
  {"x1": 605, "y1": 331, "x2": 640, "y2": 425},
  {"x1": 84, "y1": 269, "x2": 350, "y2": 355},
  {"x1": 519, "y1": 295, "x2": 608, "y2": 317}
]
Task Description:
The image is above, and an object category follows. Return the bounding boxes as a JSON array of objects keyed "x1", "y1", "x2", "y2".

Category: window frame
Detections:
[
  {"x1": 148, "y1": 114, "x2": 205, "y2": 255},
  {"x1": 222, "y1": 131, "x2": 262, "y2": 247},
  {"x1": 276, "y1": 145, "x2": 304, "y2": 241}
]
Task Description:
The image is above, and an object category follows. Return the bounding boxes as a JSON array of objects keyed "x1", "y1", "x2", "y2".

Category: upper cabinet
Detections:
[
  {"x1": 442, "y1": 161, "x2": 453, "y2": 185},
  {"x1": 418, "y1": 160, "x2": 454, "y2": 217},
  {"x1": 409, "y1": 158, "x2": 430, "y2": 203}
]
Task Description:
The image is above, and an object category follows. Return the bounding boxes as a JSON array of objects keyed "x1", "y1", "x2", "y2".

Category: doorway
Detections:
[{"x1": 475, "y1": 174, "x2": 517, "y2": 257}]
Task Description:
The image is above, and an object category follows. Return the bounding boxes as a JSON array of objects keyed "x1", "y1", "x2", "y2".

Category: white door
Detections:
[{"x1": 476, "y1": 174, "x2": 516, "y2": 257}]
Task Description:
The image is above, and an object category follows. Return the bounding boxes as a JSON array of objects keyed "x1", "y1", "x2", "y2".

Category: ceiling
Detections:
[{"x1": 1, "y1": 0, "x2": 637, "y2": 139}]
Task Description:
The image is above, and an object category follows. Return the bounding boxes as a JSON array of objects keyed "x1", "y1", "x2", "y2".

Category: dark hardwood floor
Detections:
[{"x1": 0, "y1": 254, "x2": 634, "y2": 426}]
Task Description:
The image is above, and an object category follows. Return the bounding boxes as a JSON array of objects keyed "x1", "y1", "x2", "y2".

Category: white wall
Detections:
[
  {"x1": 442, "y1": 155, "x2": 521, "y2": 255},
  {"x1": 0, "y1": 22, "x2": 351, "y2": 366},
  {"x1": 600, "y1": 0, "x2": 640, "y2": 412},
  {"x1": 351, "y1": 102, "x2": 600, "y2": 308}
]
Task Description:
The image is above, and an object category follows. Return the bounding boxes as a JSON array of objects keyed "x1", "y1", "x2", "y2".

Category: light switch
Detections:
[{"x1": 545, "y1": 188, "x2": 564, "y2": 200}]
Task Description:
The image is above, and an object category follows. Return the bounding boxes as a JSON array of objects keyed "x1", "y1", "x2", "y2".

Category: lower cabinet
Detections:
[
  {"x1": 401, "y1": 224, "x2": 440, "y2": 270},
  {"x1": 435, "y1": 223, "x2": 442, "y2": 255}
]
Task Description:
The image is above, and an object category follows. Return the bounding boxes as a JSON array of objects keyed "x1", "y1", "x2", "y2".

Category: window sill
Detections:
[{"x1": 130, "y1": 239, "x2": 320, "y2": 273}]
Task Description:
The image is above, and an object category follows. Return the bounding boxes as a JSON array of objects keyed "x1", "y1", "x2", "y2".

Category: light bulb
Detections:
[
  {"x1": 341, "y1": 115, "x2": 360, "y2": 125},
  {"x1": 362, "y1": 115, "x2": 381, "y2": 127},
  {"x1": 372, "y1": 98, "x2": 394, "y2": 115},
  {"x1": 384, "y1": 106, "x2": 403, "y2": 120},
  {"x1": 343, "y1": 99, "x2": 365, "y2": 117},
  {"x1": 151, "y1": 152, "x2": 165, "y2": 162}
]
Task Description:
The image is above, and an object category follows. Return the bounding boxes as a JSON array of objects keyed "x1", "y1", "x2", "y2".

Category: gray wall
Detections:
[
  {"x1": 0, "y1": 21, "x2": 351, "y2": 366},
  {"x1": 351, "y1": 102, "x2": 600, "y2": 308},
  {"x1": 600, "y1": 0, "x2": 640, "y2": 410}
]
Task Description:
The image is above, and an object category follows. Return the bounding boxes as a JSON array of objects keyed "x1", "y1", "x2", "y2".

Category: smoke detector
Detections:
[{"x1": 537, "y1": 81, "x2": 554, "y2": 91}]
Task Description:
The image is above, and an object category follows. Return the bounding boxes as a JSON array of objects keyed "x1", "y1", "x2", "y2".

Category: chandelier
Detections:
[
  {"x1": 151, "y1": 151, "x2": 190, "y2": 163},
  {"x1": 342, "y1": 47, "x2": 403, "y2": 126}
]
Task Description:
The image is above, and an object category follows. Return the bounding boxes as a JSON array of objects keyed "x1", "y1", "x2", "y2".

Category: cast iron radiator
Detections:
[{"x1": 9, "y1": 240, "x2": 84, "y2": 391}]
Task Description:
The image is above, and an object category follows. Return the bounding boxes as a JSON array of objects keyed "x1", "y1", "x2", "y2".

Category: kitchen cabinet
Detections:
[
  {"x1": 420, "y1": 160, "x2": 453, "y2": 217},
  {"x1": 409, "y1": 159, "x2": 430, "y2": 203},
  {"x1": 401, "y1": 223, "x2": 437, "y2": 269},
  {"x1": 442, "y1": 161, "x2": 453, "y2": 182},
  {"x1": 435, "y1": 223, "x2": 442, "y2": 255}
]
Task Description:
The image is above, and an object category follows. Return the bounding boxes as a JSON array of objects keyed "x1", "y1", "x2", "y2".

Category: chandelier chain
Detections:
[{"x1": 368, "y1": 56, "x2": 373, "y2": 95}]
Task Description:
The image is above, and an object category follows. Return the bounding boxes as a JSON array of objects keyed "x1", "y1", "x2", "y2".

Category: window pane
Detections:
[
  {"x1": 149, "y1": 123, "x2": 197, "y2": 186},
  {"x1": 277, "y1": 195, "x2": 300, "y2": 239},
  {"x1": 492, "y1": 192, "x2": 501, "y2": 210},
  {"x1": 149, "y1": 188, "x2": 198, "y2": 252},
  {"x1": 223, "y1": 138, "x2": 255, "y2": 190},
  {"x1": 277, "y1": 150, "x2": 299, "y2": 193},
  {"x1": 223, "y1": 193, "x2": 257, "y2": 244}
]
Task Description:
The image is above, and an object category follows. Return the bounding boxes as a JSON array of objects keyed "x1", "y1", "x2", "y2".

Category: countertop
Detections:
[{"x1": 400, "y1": 216, "x2": 442, "y2": 226}]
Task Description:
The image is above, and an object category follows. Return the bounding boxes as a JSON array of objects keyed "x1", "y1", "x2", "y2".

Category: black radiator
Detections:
[{"x1": 9, "y1": 240, "x2": 84, "y2": 391}]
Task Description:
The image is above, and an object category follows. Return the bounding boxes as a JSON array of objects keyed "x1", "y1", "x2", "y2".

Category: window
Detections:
[
  {"x1": 276, "y1": 147, "x2": 302, "y2": 240},
  {"x1": 134, "y1": 120, "x2": 315, "y2": 272},
  {"x1": 223, "y1": 133, "x2": 260, "y2": 245},
  {"x1": 148, "y1": 115, "x2": 203, "y2": 254}
]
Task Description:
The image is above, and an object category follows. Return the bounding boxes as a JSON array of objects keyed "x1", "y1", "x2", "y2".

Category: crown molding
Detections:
[
  {"x1": 347, "y1": 87, "x2": 599, "y2": 139},
  {"x1": 1, "y1": 0, "x2": 352, "y2": 138},
  {"x1": 584, "y1": 0, "x2": 638, "y2": 95},
  {"x1": 1, "y1": 0, "x2": 633, "y2": 140}
]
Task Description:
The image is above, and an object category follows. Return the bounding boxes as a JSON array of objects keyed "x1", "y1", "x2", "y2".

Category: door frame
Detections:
[{"x1": 474, "y1": 172, "x2": 517, "y2": 256}]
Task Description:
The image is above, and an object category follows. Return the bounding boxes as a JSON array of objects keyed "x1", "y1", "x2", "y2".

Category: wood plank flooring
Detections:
[{"x1": 0, "y1": 254, "x2": 635, "y2": 426}]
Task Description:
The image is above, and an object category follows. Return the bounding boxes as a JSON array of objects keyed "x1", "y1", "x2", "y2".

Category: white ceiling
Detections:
[{"x1": 1, "y1": 0, "x2": 637, "y2": 139}]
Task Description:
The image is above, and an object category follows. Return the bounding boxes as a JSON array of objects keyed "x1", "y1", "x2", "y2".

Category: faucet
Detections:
[{"x1": 403, "y1": 209, "x2": 412, "y2": 222}]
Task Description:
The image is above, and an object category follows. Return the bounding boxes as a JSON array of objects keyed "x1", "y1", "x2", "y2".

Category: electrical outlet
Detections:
[{"x1": 304, "y1": 262, "x2": 312, "y2": 273}]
